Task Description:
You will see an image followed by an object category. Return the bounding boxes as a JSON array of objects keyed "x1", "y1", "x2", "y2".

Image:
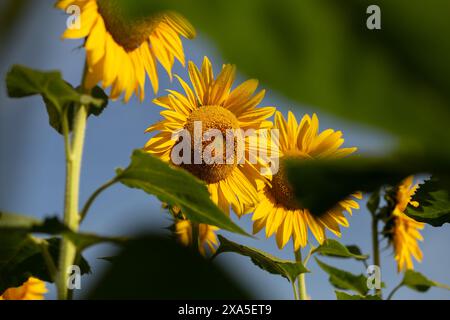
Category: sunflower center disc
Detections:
[
  {"x1": 269, "y1": 152, "x2": 311, "y2": 210},
  {"x1": 97, "y1": 0, "x2": 161, "y2": 51},
  {"x1": 180, "y1": 106, "x2": 240, "y2": 184}
]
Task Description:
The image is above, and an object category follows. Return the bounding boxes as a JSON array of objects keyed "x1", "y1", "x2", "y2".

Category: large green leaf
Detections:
[
  {"x1": 312, "y1": 240, "x2": 368, "y2": 261},
  {"x1": 0, "y1": 213, "x2": 126, "y2": 250},
  {"x1": 316, "y1": 258, "x2": 369, "y2": 296},
  {"x1": 286, "y1": 156, "x2": 450, "y2": 216},
  {"x1": 6, "y1": 65, "x2": 108, "y2": 134},
  {"x1": 406, "y1": 177, "x2": 450, "y2": 227},
  {"x1": 118, "y1": 0, "x2": 450, "y2": 155},
  {"x1": 0, "y1": 212, "x2": 123, "y2": 293},
  {"x1": 213, "y1": 235, "x2": 308, "y2": 283},
  {"x1": 401, "y1": 270, "x2": 450, "y2": 293},
  {"x1": 115, "y1": 150, "x2": 248, "y2": 235},
  {"x1": 31, "y1": 216, "x2": 127, "y2": 251},
  {"x1": 89, "y1": 235, "x2": 251, "y2": 299},
  {"x1": 0, "y1": 213, "x2": 91, "y2": 293},
  {"x1": 111, "y1": 0, "x2": 450, "y2": 219},
  {"x1": 0, "y1": 225, "x2": 43, "y2": 293},
  {"x1": 0, "y1": 211, "x2": 40, "y2": 228},
  {"x1": 286, "y1": 157, "x2": 410, "y2": 215}
]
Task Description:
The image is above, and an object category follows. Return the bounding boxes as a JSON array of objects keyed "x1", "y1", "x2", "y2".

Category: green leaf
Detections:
[
  {"x1": 117, "y1": 0, "x2": 450, "y2": 217},
  {"x1": 213, "y1": 235, "x2": 308, "y2": 283},
  {"x1": 316, "y1": 258, "x2": 369, "y2": 295},
  {"x1": 115, "y1": 150, "x2": 249, "y2": 236},
  {"x1": 286, "y1": 157, "x2": 411, "y2": 215},
  {"x1": 121, "y1": 0, "x2": 450, "y2": 156},
  {"x1": 0, "y1": 213, "x2": 126, "y2": 250},
  {"x1": 406, "y1": 177, "x2": 450, "y2": 227},
  {"x1": 286, "y1": 155, "x2": 450, "y2": 216},
  {"x1": 0, "y1": 228, "x2": 43, "y2": 293},
  {"x1": 402, "y1": 270, "x2": 450, "y2": 293},
  {"x1": 346, "y1": 245, "x2": 370, "y2": 262},
  {"x1": 0, "y1": 211, "x2": 40, "y2": 228},
  {"x1": 0, "y1": 213, "x2": 91, "y2": 293},
  {"x1": 335, "y1": 291, "x2": 381, "y2": 300},
  {"x1": 6, "y1": 65, "x2": 108, "y2": 134},
  {"x1": 89, "y1": 234, "x2": 251, "y2": 299},
  {"x1": 6, "y1": 65, "x2": 79, "y2": 105},
  {"x1": 61, "y1": 85, "x2": 109, "y2": 134},
  {"x1": 0, "y1": 212, "x2": 123, "y2": 293},
  {"x1": 13, "y1": 237, "x2": 92, "y2": 284},
  {"x1": 312, "y1": 239, "x2": 368, "y2": 260}
]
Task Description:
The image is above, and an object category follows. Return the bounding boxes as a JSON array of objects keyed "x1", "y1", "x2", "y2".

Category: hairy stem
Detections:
[
  {"x1": 79, "y1": 178, "x2": 118, "y2": 223},
  {"x1": 291, "y1": 279, "x2": 299, "y2": 300},
  {"x1": 303, "y1": 244, "x2": 315, "y2": 267},
  {"x1": 387, "y1": 282, "x2": 403, "y2": 300},
  {"x1": 294, "y1": 247, "x2": 307, "y2": 300},
  {"x1": 57, "y1": 103, "x2": 88, "y2": 300}
]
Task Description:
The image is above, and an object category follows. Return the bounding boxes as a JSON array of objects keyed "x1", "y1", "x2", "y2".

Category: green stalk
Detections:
[
  {"x1": 57, "y1": 103, "x2": 88, "y2": 300},
  {"x1": 371, "y1": 215, "x2": 382, "y2": 298},
  {"x1": 294, "y1": 247, "x2": 307, "y2": 300},
  {"x1": 79, "y1": 178, "x2": 118, "y2": 223},
  {"x1": 291, "y1": 280, "x2": 299, "y2": 300},
  {"x1": 387, "y1": 281, "x2": 402, "y2": 300},
  {"x1": 57, "y1": 64, "x2": 90, "y2": 300}
]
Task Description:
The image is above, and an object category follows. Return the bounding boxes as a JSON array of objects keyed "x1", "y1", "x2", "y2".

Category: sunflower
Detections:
[
  {"x1": 56, "y1": 0, "x2": 195, "y2": 102},
  {"x1": 251, "y1": 111, "x2": 361, "y2": 250},
  {"x1": 390, "y1": 176, "x2": 424, "y2": 272},
  {"x1": 175, "y1": 219, "x2": 219, "y2": 256},
  {"x1": 0, "y1": 277, "x2": 47, "y2": 300},
  {"x1": 144, "y1": 56, "x2": 275, "y2": 216}
]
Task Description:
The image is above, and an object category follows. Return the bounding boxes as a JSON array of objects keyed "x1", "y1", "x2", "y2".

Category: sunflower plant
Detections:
[{"x1": 1, "y1": 0, "x2": 450, "y2": 301}]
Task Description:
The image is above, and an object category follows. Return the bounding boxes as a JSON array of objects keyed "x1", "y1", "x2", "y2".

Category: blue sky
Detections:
[{"x1": 1, "y1": 1, "x2": 449, "y2": 300}]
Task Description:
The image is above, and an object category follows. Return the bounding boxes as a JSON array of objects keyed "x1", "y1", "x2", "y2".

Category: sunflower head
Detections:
[
  {"x1": 269, "y1": 163, "x2": 298, "y2": 210},
  {"x1": 0, "y1": 277, "x2": 47, "y2": 300},
  {"x1": 57, "y1": 0, "x2": 195, "y2": 101},
  {"x1": 145, "y1": 56, "x2": 275, "y2": 216},
  {"x1": 252, "y1": 111, "x2": 361, "y2": 250},
  {"x1": 384, "y1": 176, "x2": 424, "y2": 272},
  {"x1": 95, "y1": 0, "x2": 164, "y2": 51},
  {"x1": 181, "y1": 105, "x2": 240, "y2": 183}
]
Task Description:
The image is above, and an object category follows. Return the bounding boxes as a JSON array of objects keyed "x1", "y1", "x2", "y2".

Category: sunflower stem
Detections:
[
  {"x1": 371, "y1": 214, "x2": 382, "y2": 298},
  {"x1": 291, "y1": 279, "x2": 299, "y2": 300},
  {"x1": 79, "y1": 178, "x2": 118, "y2": 223},
  {"x1": 303, "y1": 244, "x2": 315, "y2": 266},
  {"x1": 294, "y1": 247, "x2": 307, "y2": 300},
  {"x1": 387, "y1": 281, "x2": 403, "y2": 300},
  {"x1": 56, "y1": 64, "x2": 90, "y2": 300}
]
